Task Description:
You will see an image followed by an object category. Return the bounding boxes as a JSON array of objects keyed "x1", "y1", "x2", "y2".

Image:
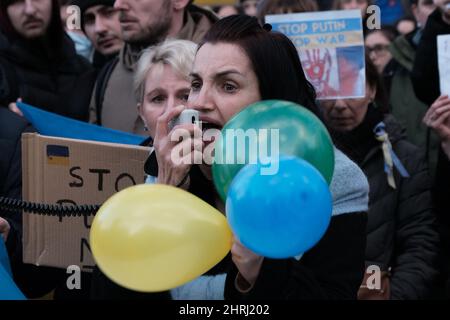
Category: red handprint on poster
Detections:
[{"x1": 301, "y1": 48, "x2": 339, "y2": 98}]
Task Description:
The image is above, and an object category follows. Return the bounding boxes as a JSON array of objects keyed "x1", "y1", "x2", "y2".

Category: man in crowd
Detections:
[
  {"x1": 89, "y1": 0, "x2": 217, "y2": 134},
  {"x1": 60, "y1": 0, "x2": 94, "y2": 60},
  {"x1": 386, "y1": 0, "x2": 439, "y2": 176},
  {"x1": 73, "y1": 0, "x2": 123, "y2": 69}
]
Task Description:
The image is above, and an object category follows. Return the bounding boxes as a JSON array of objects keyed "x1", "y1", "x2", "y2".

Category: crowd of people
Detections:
[{"x1": 0, "y1": 0, "x2": 449, "y2": 300}]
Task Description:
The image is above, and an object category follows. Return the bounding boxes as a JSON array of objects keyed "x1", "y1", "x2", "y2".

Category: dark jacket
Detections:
[
  {"x1": 387, "y1": 30, "x2": 441, "y2": 179},
  {"x1": 0, "y1": 33, "x2": 96, "y2": 121},
  {"x1": 411, "y1": 8, "x2": 450, "y2": 106},
  {"x1": 411, "y1": 8, "x2": 450, "y2": 296},
  {"x1": 337, "y1": 112, "x2": 441, "y2": 299},
  {"x1": 0, "y1": 109, "x2": 94, "y2": 299},
  {"x1": 0, "y1": 109, "x2": 57, "y2": 298},
  {"x1": 0, "y1": 108, "x2": 30, "y2": 258},
  {"x1": 91, "y1": 149, "x2": 368, "y2": 300}
]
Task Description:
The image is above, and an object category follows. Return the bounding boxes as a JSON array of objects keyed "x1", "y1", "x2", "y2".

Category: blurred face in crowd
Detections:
[
  {"x1": 241, "y1": 0, "x2": 259, "y2": 16},
  {"x1": 84, "y1": 5, "x2": 123, "y2": 55},
  {"x1": 188, "y1": 42, "x2": 261, "y2": 130},
  {"x1": 320, "y1": 84, "x2": 376, "y2": 132},
  {"x1": 365, "y1": 31, "x2": 392, "y2": 74},
  {"x1": 113, "y1": 0, "x2": 172, "y2": 43},
  {"x1": 7, "y1": 0, "x2": 52, "y2": 39},
  {"x1": 396, "y1": 19, "x2": 416, "y2": 34},
  {"x1": 338, "y1": 0, "x2": 369, "y2": 18},
  {"x1": 138, "y1": 64, "x2": 191, "y2": 138},
  {"x1": 412, "y1": 0, "x2": 436, "y2": 27}
]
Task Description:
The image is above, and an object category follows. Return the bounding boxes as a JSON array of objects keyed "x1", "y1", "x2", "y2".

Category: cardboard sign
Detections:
[
  {"x1": 266, "y1": 10, "x2": 366, "y2": 100},
  {"x1": 438, "y1": 35, "x2": 450, "y2": 96},
  {"x1": 22, "y1": 133, "x2": 151, "y2": 271}
]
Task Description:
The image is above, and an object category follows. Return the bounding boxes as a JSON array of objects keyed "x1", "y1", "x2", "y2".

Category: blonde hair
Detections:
[{"x1": 134, "y1": 39, "x2": 197, "y2": 102}]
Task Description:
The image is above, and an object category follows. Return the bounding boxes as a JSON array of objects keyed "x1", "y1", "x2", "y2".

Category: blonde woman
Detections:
[{"x1": 91, "y1": 39, "x2": 199, "y2": 299}]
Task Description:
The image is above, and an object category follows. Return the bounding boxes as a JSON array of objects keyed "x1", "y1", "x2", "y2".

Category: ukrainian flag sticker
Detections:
[{"x1": 47, "y1": 145, "x2": 70, "y2": 166}]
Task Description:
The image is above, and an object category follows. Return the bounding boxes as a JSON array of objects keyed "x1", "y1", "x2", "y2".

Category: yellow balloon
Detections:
[{"x1": 90, "y1": 184, "x2": 232, "y2": 292}]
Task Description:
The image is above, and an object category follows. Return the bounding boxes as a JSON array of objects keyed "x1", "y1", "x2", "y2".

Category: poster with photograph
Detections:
[
  {"x1": 438, "y1": 35, "x2": 450, "y2": 96},
  {"x1": 266, "y1": 10, "x2": 365, "y2": 100}
]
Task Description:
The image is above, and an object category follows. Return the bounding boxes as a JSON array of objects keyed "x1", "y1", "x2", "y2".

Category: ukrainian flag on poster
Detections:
[
  {"x1": 17, "y1": 102, "x2": 147, "y2": 146},
  {"x1": 47, "y1": 145, "x2": 70, "y2": 166}
]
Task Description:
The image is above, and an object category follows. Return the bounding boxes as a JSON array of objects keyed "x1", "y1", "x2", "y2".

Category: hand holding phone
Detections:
[{"x1": 168, "y1": 109, "x2": 200, "y2": 130}]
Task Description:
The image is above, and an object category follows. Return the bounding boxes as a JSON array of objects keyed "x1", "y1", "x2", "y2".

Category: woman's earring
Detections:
[{"x1": 144, "y1": 126, "x2": 149, "y2": 132}]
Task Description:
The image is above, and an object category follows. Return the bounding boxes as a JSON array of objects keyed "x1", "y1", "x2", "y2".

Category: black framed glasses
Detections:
[{"x1": 366, "y1": 44, "x2": 390, "y2": 55}]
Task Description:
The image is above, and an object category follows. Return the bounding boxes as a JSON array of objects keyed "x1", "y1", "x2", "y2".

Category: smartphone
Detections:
[{"x1": 168, "y1": 109, "x2": 200, "y2": 130}]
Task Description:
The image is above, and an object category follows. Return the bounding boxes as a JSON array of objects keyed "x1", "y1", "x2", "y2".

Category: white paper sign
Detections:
[{"x1": 438, "y1": 35, "x2": 450, "y2": 96}]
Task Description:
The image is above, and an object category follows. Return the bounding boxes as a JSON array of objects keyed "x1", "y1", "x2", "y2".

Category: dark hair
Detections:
[
  {"x1": 365, "y1": 51, "x2": 388, "y2": 113},
  {"x1": 257, "y1": 0, "x2": 318, "y2": 24},
  {"x1": 199, "y1": 15, "x2": 320, "y2": 117}
]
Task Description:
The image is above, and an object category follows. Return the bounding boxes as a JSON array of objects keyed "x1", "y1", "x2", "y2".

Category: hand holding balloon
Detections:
[
  {"x1": 226, "y1": 156, "x2": 333, "y2": 259},
  {"x1": 231, "y1": 236, "x2": 264, "y2": 289},
  {"x1": 90, "y1": 184, "x2": 232, "y2": 292}
]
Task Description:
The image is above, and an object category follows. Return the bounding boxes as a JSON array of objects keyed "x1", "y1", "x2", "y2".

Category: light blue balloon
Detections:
[{"x1": 226, "y1": 155, "x2": 333, "y2": 259}]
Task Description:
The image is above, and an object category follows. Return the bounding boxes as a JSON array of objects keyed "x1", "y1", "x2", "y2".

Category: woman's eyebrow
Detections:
[
  {"x1": 190, "y1": 72, "x2": 200, "y2": 79},
  {"x1": 145, "y1": 88, "x2": 163, "y2": 97},
  {"x1": 190, "y1": 69, "x2": 244, "y2": 80}
]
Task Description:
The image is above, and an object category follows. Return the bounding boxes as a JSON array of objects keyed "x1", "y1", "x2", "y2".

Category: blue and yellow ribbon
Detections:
[{"x1": 374, "y1": 122, "x2": 409, "y2": 189}]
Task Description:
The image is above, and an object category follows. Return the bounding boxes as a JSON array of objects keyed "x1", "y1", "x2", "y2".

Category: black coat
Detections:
[
  {"x1": 411, "y1": 7, "x2": 450, "y2": 296},
  {"x1": 0, "y1": 33, "x2": 96, "y2": 121},
  {"x1": 0, "y1": 108, "x2": 30, "y2": 255},
  {"x1": 348, "y1": 115, "x2": 440, "y2": 299},
  {"x1": 0, "y1": 108, "x2": 57, "y2": 298}
]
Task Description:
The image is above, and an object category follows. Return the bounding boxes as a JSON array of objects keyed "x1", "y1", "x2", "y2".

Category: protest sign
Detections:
[
  {"x1": 438, "y1": 35, "x2": 450, "y2": 96},
  {"x1": 266, "y1": 10, "x2": 366, "y2": 99},
  {"x1": 22, "y1": 133, "x2": 150, "y2": 271}
]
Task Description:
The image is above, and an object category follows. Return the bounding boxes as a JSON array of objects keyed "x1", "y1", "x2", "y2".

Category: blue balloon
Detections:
[{"x1": 226, "y1": 156, "x2": 333, "y2": 259}]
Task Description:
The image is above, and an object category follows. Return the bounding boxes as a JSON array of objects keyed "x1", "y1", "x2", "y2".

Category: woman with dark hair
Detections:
[
  {"x1": 0, "y1": 0, "x2": 95, "y2": 121},
  {"x1": 365, "y1": 26, "x2": 398, "y2": 74},
  {"x1": 320, "y1": 55, "x2": 440, "y2": 299},
  {"x1": 91, "y1": 15, "x2": 369, "y2": 300}
]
